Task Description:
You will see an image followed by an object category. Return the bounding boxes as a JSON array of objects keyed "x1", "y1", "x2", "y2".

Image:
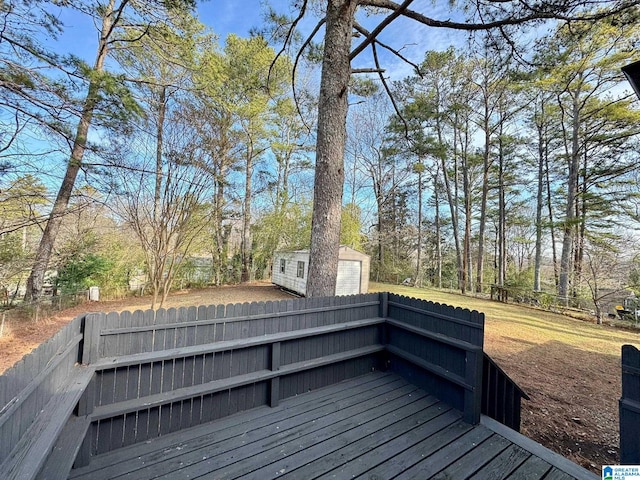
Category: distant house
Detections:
[{"x1": 272, "y1": 246, "x2": 370, "y2": 296}]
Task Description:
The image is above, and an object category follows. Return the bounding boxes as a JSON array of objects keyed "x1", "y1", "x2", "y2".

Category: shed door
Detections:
[{"x1": 335, "y1": 260, "x2": 361, "y2": 296}]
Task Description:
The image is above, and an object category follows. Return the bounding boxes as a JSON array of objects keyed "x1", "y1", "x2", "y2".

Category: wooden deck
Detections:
[{"x1": 69, "y1": 372, "x2": 597, "y2": 480}]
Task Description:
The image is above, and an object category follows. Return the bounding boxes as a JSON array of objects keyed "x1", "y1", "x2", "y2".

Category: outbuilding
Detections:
[{"x1": 272, "y1": 246, "x2": 370, "y2": 296}]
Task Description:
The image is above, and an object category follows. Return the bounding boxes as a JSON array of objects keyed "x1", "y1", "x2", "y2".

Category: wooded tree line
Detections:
[
  {"x1": 348, "y1": 15, "x2": 640, "y2": 316},
  {"x1": 1, "y1": 0, "x2": 640, "y2": 315}
]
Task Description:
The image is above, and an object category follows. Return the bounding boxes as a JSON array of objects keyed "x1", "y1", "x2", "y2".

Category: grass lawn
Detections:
[{"x1": 369, "y1": 281, "x2": 639, "y2": 355}]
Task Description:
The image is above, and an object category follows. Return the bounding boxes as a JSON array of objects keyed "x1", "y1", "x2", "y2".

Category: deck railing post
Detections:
[
  {"x1": 621, "y1": 344, "x2": 640, "y2": 464},
  {"x1": 270, "y1": 341, "x2": 281, "y2": 407},
  {"x1": 81, "y1": 313, "x2": 103, "y2": 365},
  {"x1": 379, "y1": 292, "x2": 388, "y2": 319},
  {"x1": 464, "y1": 348, "x2": 484, "y2": 425}
]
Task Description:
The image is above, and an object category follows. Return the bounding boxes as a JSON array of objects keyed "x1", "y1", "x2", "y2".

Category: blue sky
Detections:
[{"x1": 52, "y1": 1, "x2": 467, "y2": 80}]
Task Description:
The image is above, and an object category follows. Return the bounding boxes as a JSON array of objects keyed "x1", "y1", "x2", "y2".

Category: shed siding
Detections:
[
  {"x1": 335, "y1": 260, "x2": 362, "y2": 296},
  {"x1": 272, "y1": 251, "x2": 309, "y2": 296},
  {"x1": 338, "y1": 246, "x2": 370, "y2": 294},
  {"x1": 272, "y1": 247, "x2": 370, "y2": 296}
]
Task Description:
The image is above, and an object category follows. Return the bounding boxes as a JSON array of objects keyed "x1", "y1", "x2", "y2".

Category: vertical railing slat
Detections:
[{"x1": 621, "y1": 344, "x2": 640, "y2": 464}]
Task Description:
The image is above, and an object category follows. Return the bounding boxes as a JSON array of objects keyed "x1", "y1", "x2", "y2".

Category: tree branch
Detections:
[
  {"x1": 370, "y1": 42, "x2": 410, "y2": 137},
  {"x1": 360, "y1": 0, "x2": 640, "y2": 31},
  {"x1": 353, "y1": 22, "x2": 423, "y2": 75},
  {"x1": 352, "y1": 68, "x2": 385, "y2": 73},
  {"x1": 350, "y1": 0, "x2": 414, "y2": 61},
  {"x1": 290, "y1": 17, "x2": 326, "y2": 133}
]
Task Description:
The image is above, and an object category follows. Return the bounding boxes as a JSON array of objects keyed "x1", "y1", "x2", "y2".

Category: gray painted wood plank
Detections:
[
  {"x1": 505, "y1": 454, "x2": 553, "y2": 480},
  {"x1": 109, "y1": 413, "x2": 125, "y2": 452},
  {"x1": 102, "y1": 312, "x2": 120, "y2": 359},
  {"x1": 0, "y1": 367, "x2": 93, "y2": 480},
  {"x1": 71, "y1": 374, "x2": 402, "y2": 480},
  {"x1": 380, "y1": 423, "x2": 493, "y2": 480},
  {"x1": 278, "y1": 402, "x2": 455, "y2": 480},
  {"x1": 126, "y1": 365, "x2": 139, "y2": 401},
  {"x1": 150, "y1": 361, "x2": 163, "y2": 395},
  {"x1": 236, "y1": 395, "x2": 443, "y2": 480},
  {"x1": 149, "y1": 383, "x2": 424, "y2": 480},
  {"x1": 123, "y1": 412, "x2": 137, "y2": 447},
  {"x1": 69, "y1": 373, "x2": 395, "y2": 477},
  {"x1": 544, "y1": 468, "x2": 579, "y2": 480},
  {"x1": 117, "y1": 310, "x2": 131, "y2": 357},
  {"x1": 98, "y1": 369, "x2": 115, "y2": 406},
  {"x1": 114, "y1": 367, "x2": 127, "y2": 403},
  {"x1": 411, "y1": 433, "x2": 511, "y2": 480},
  {"x1": 165, "y1": 308, "x2": 178, "y2": 350},
  {"x1": 316, "y1": 410, "x2": 466, "y2": 480},
  {"x1": 467, "y1": 443, "x2": 532, "y2": 480},
  {"x1": 480, "y1": 416, "x2": 599, "y2": 480},
  {"x1": 35, "y1": 414, "x2": 91, "y2": 480},
  {"x1": 153, "y1": 309, "x2": 166, "y2": 352}
]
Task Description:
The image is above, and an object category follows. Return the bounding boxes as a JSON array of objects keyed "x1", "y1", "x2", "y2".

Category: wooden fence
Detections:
[
  {"x1": 0, "y1": 292, "x2": 528, "y2": 480},
  {"x1": 621, "y1": 344, "x2": 640, "y2": 464},
  {"x1": 79, "y1": 294, "x2": 384, "y2": 458},
  {"x1": 0, "y1": 315, "x2": 90, "y2": 480}
]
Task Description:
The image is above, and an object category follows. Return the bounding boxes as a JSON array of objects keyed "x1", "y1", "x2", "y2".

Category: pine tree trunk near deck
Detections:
[
  {"x1": 306, "y1": 0, "x2": 357, "y2": 297},
  {"x1": 24, "y1": 0, "x2": 115, "y2": 301}
]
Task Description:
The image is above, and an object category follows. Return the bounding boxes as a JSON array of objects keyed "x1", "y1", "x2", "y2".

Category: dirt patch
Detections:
[
  {"x1": 0, "y1": 284, "x2": 624, "y2": 474},
  {"x1": 0, "y1": 282, "x2": 292, "y2": 374},
  {"x1": 487, "y1": 339, "x2": 619, "y2": 473}
]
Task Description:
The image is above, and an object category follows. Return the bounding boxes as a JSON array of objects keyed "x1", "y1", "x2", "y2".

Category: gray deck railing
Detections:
[
  {"x1": 482, "y1": 353, "x2": 530, "y2": 431},
  {"x1": 0, "y1": 315, "x2": 89, "y2": 480},
  {"x1": 0, "y1": 292, "x2": 529, "y2": 479},
  {"x1": 79, "y1": 294, "x2": 384, "y2": 459},
  {"x1": 621, "y1": 344, "x2": 640, "y2": 464},
  {"x1": 384, "y1": 293, "x2": 485, "y2": 425}
]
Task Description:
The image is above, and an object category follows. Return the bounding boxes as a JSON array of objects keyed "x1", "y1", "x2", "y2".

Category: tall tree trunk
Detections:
[
  {"x1": 545, "y1": 152, "x2": 559, "y2": 286},
  {"x1": 453, "y1": 124, "x2": 463, "y2": 289},
  {"x1": 307, "y1": 0, "x2": 357, "y2": 297},
  {"x1": 434, "y1": 170, "x2": 442, "y2": 289},
  {"x1": 558, "y1": 89, "x2": 581, "y2": 302},
  {"x1": 25, "y1": 0, "x2": 116, "y2": 301},
  {"x1": 241, "y1": 137, "x2": 254, "y2": 283},
  {"x1": 154, "y1": 87, "x2": 166, "y2": 224},
  {"x1": 573, "y1": 146, "x2": 588, "y2": 296},
  {"x1": 150, "y1": 86, "x2": 167, "y2": 310},
  {"x1": 414, "y1": 162, "x2": 423, "y2": 287},
  {"x1": 476, "y1": 105, "x2": 491, "y2": 293},
  {"x1": 462, "y1": 157, "x2": 472, "y2": 294},
  {"x1": 533, "y1": 99, "x2": 546, "y2": 292},
  {"x1": 436, "y1": 114, "x2": 463, "y2": 291},
  {"x1": 212, "y1": 169, "x2": 226, "y2": 286},
  {"x1": 498, "y1": 130, "x2": 506, "y2": 286},
  {"x1": 460, "y1": 118, "x2": 473, "y2": 294}
]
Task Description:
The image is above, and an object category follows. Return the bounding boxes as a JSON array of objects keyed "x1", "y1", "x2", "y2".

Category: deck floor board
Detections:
[
  {"x1": 69, "y1": 372, "x2": 598, "y2": 480},
  {"x1": 468, "y1": 444, "x2": 532, "y2": 480},
  {"x1": 506, "y1": 455, "x2": 554, "y2": 480}
]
